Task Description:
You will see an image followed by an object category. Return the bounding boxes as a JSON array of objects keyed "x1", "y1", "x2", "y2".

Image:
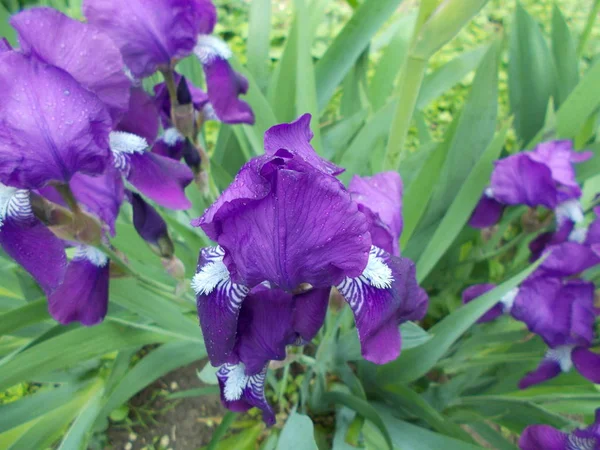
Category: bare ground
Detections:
[{"x1": 106, "y1": 360, "x2": 225, "y2": 450}]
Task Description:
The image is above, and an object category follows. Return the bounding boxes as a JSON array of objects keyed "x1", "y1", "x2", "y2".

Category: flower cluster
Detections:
[
  {"x1": 192, "y1": 114, "x2": 428, "y2": 424},
  {"x1": 519, "y1": 409, "x2": 600, "y2": 450},
  {"x1": 464, "y1": 140, "x2": 599, "y2": 388},
  {"x1": 0, "y1": 1, "x2": 252, "y2": 324}
]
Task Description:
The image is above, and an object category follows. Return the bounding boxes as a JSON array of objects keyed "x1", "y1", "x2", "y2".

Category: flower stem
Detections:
[
  {"x1": 384, "y1": 56, "x2": 428, "y2": 171},
  {"x1": 577, "y1": 0, "x2": 600, "y2": 58},
  {"x1": 55, "y1": 183, "x2": 81, "y2": 215}
]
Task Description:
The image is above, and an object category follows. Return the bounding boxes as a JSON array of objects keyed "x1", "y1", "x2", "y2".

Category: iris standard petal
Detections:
[
  {"x1": 0, "y1": 186, "x2": 67, "y2": 294},
  {"x1": 0, "y1": 52, "x2": 111, "y2": 189},
  {"x1": 349, "y1": 172, "x2": 403, "y2": 240},
  {"x1": 461, "y1": 283, "x2": 504, "y2": 323},
  {"x1": 572, "y1": 348, "x2": 600, "y2": 384},
  {"x1": 336, "y1": 246, "x2": 427, "y2": 364},
  {"x1": 264, "y1": 114, "x2": 342, "y2": 176},
  {"x1": 511, "y1": 277, "x2": 567, "y2": 347},
  {"x1": 48, "y1": 246, "x2": 109, "y2": 326},
  {"x1": 208, "y1": 158, "x2": 370, "y2": 290},
  {"x1": 538, "y1": 242, "x2": 600, "y2": 277},
  {"x1": 84, "y1": 0, "x2": 216, "y2": 78},
  {"x1": 518, "y1": 424, "x2": 568, "y2": 450},
  {"x1": 200, "y1": 53, "x2": 254, "y2": 124},
  {"x1": 468, "y1": 194, "x2": 506, "y2": 229},
  {"x1": 126, "y1": 151, "x2": 193, "y2": 210},
  {"x1": 490, "y1": 154, "x2": 557, "y2": 208},
  {"x1": 12, "y1": 7, "x2": 130, "y2": 122},
  {"x1": 193, "y1": 246, "x2": 250, "y2": 366},
  {"x1": 529, "y1": 221, "x2": 574, "y2": 262},
  {"x1": 216, "y1": 364, "x2": 275, "y2": 426},
  {"x1": 529, "y1": 140, "x2": 592, "y2": 189}
]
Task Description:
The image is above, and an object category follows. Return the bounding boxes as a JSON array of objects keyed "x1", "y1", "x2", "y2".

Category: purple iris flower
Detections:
[
  {"x1": 519, "y1": 409, "x2": 600, "y2": 450},
  {"x1": 10, "y1": 7, "x2": 131, "y2": 123},
  {"x1": 216, "y1": 284, "x2": 330, "y2": 425},
  {"x1": 349, "y1": 172, "x2": 403, "y2": 256},
  {"x1": 531, "y1": 207, "x2": 600, "y2": 277},
  {"x1": 469, "y1": 141, "x2": 592, "y2": 229},
  {"x1": 102, "y1": 83, "x2": 194, "y2": 211},
  {"x1": 511, "y1": 278, "x2": 600, "y2": 388},
  {"x1": 48, "y1": 245, "x2": 110, "y2": 326},
  {"x1": 83, "y1": 0, "x2": 254, "y2": 125},
  {"x1": 0, "y1": 183, "x2": 67, "y2": 294},
  {"x1": 192, "y1": 114, "x2": 427, "y2": 372},
  {"x1": 0, "y1": 51, "x2": 112, "y2": 190},
  {"x1": 83, "y1": 0, "x2": 216, "y2": 79}
]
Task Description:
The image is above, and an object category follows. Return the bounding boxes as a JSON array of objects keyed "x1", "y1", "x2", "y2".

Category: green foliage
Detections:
[{"x1": 1, "y1": 0, "x2": 600, "y2": 449}]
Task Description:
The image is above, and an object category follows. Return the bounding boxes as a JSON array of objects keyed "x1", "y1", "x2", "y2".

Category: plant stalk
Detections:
[{"x1": 384, "y1": 56, "x2": 428, "y2": 170}]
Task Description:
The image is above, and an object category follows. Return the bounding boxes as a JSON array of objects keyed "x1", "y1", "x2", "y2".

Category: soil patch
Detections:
[{"x1": 106, "y1": 360, "x2": 225, "y2": 450}]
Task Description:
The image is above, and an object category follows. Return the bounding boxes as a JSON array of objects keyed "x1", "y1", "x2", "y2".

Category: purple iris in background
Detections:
[
  {"x1": 469, "y1": 140, "x2": 592, "y2": 228},
  {"x1": 519, "y1": 409, "x2": 600, "y2": 450},
  {"x1": 510, "y1": 278, "x2": 600, "y2": 388},
  {"x1": 192, "y1": 115, "x2": 427, "y2": 421},
  {"x1": 83, "y1": 0, "x2": 254, "y2": 125},
  {"x1": 530, "y1": 207, "x2": 600, "y2": 277},
  {"x1": 461, "y1": 283, "x2": 519, "y2": 323}
]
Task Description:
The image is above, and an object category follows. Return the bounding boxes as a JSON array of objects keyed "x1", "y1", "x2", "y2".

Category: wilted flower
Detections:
[
  {"x1": 192, "y1": 114, "x2": 427, "y2": 421},
  {"x1": 469, "y1": 140, "x2": 592, "y2": 229},
  {"x1": 519, "y1": 409, "x2": 600, "y2": 450}
]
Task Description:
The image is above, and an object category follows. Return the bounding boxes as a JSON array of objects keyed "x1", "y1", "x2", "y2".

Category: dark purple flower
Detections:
[
  {"x1": 484, "y1": 141, "x2": 591, "y2": 223},
  {"x1": 116, "y1": 87, "x2": 160, "y2": 144},
  {"x1": 0, "y1": 52, "x2": 112, "y2": 189},
  {"x1": 83, "y1": 0, "x2": 217, "y2": 78},
  {"x1": 490, "y1": 153, "x2": 557, "y2": 208},
  {"x1": 214, "y1": 285, "x2": 330, "y2": 425},
  {"x1": 108, "y1": 132, "x2": 194, "y2": 210},
  {"x1": 192, "y1": 115, "x2": 427, "y2": 367},
  {"x1": 130, "y1": 192, "x2": 173, "y2": 258},
  {"x1": 193, "y1": 39, "x2": 254, "y2": 124},
  {"x1": 0, "y1": 183, "x2": 67, "y2": 294},
  {"x1": 468, "y1": 194, "x2": 506, "y2": 229},
  {"x1": 529, "y1": 140, "x2": 592, "y2": 201},
  {"x1": 512, "y1": 278, "x2": 596, "y2": 348},
  {"x1": 514, "y1": 278, "x2": 600, "y2": 388},
  {"x1": 349, "y1": 172, "x2": 403, "y2": 256},
  {"x1": 11, "y1": 7, "x2": 131, "y2": 122},
  {"x1": 519, "y1": 409, "x2": 600, "y2": 450},
  {"x1": 48, "y1": 245, "x2": 110, "y2": 326}
]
